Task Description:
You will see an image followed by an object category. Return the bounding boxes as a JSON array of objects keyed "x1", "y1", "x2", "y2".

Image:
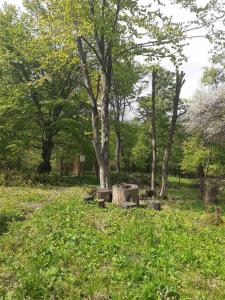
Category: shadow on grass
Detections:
[
  {"x1": 0, "y1": 212, "x2": 25, "y2": 235},
  {"x1": 23, "y1": 175, "x2": 99, "y2": 187},
  {"x1": 21, "y1": 172, "x2": 149, "y2": 188}
]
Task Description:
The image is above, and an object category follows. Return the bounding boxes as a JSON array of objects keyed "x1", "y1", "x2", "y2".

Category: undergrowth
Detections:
[{"x1": 0, "y1": 178, "x2": 224, "y2": 299}]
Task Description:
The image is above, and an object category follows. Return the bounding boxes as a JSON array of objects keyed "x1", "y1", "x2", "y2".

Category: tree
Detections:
[
  {"x1": 182, "y1": 137, "x2": 225, "y2": 200},
  {"x1": 160, "y1": 71, "x2": 185, "y2": 198},
  {"x1": 138, "y1": 66, "x2": 186, "y2": 196},
  {"x1": 0, "y1": 4, "x2": 80, "y2": 173},
  {"x1": 150, "y1": 68, "x2": 157, "y2": 194},
  {"x1": 187, "y1": 86, "x2": 225, "y2": 142},
  {"x1": 23, "y1": 0, "x2": 188, "y2": 187},
  {"x1": 110, "y1": 59, "x2": 143, "y2": 173}
]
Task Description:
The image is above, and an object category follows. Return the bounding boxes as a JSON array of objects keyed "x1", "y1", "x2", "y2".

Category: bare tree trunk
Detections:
[
  {"x1": 90, "y1": 101, "x2": 110, "y2": 188},
  {"x1": 76, "y1": 0, "x2": 121, "y2": 188},
  {"x1": 59, "y1": 157, "x2": 64, "y2": 176},
  {"x1": 99, "y1": 68, "x2": 111, "y2": 188},
  {"x1": 150, "y1": 70, "x2": 157, "y2": 195},
  {"x1": 160, "y1": 71, "x2": 185, "y2": 198},
  {"x1": 37, "y1": 133, "x2": 54, "y2": 174},
  {"x1": 160, "y1": 148, "x2": 170, "y2": 198},
  {"x1": 17, "y1": 155, "x2": 22, "y2": 171},
  {"x1": 197, "y1": 163, "x2": 205, "y2": 200},
  {"x1": 94, "y1": 159, "x2": 99, "y2": 177},
  {"x1": 115, "y1": 102, "x2": 121, "y2": 173},
  {"x1": 115, "y1": 130, "x2": 121, "y2": 173}
]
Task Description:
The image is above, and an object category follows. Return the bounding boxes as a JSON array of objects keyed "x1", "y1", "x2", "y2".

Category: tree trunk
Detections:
[
  {"x1": 37, "y1": 134, "x2": 54, "y2": 174},
  {"x1": 160, "y1": 71, "x2": 185, "y2": 199},
  {"x1": 160, "y1": 148, "x2": 169, "y2": 199},
  {"x1": 197, "y1": 163, "x2": 205, "y2": 200},
  {"x1": 99, "y1": 69, "x2": 111, "y2": 189},
  {"x1": 76, "y1": 37, "x2": 112, "y2": 189},
  {"x1": 94, "y1": 159, "x2": 99, "y2": 178},
  {"x1": 115, "y1": 129, "x2": 121, "y2": 173},
  {"x1": 17, "y1": 155, "x2": 22, "y2": 171},
  {"x1": 59, "y1": 157, "x2": 64, "y2": 176},
  {"x1": 150, "y1": 70, "x2": 157, "y2": 196},
  {"x1": 113, "y1": 94, "x2": 123, "y2": 174}
]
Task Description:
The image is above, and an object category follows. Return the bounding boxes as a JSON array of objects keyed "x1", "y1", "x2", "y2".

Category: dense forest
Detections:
[{"x1": 0, "y1": 0, "x2": 225, "y2": 299}]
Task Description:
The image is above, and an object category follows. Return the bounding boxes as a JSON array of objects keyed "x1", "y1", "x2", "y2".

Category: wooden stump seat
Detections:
[
  {"x1": 96, "y1": 188, "x2": 112, "y2": 202},
  {"x1": 112, "y1": 183, "x2": 139, "y2": 207}
]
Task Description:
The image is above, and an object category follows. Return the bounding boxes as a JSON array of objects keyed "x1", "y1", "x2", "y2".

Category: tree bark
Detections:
[
  {"x1": 160, "y1": 71, "x2": 185, "y2": 198},
  {"x1": 197, "y1": 163, "x2": 205, "y2": 200},
  {"x1": 99, "y1": 67, "x2": 111, "y2": 188},
  {"x1": 76, "y1": 37, "x2": 112, "y2": 189},
  {"x1": 76, "y1": 0, "x2": 121, "y2": 188},
  {"x1": 37, "y1": 133, "x2": 54, "y2": 174},
  {"x1": 150, "y1": 70, "x2": 157, "y2": 195},
  {"x1": 115, "y1": 128, "x2": 121, "y2": 173},
  {"x1": 113, "y1": 96, "x2": 123, "y2": 174},
  {"x1": 160, "y1": 148, "x2": 169, "y2": 199}
]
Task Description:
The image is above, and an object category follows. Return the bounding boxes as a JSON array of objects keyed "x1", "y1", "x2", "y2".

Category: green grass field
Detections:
[{"x1": 0, "y1": 177, "x2": 225, "y2": 299}]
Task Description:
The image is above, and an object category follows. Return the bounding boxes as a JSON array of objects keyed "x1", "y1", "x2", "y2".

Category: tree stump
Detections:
[
  {"x1": 215, "y1": 207, "x2": 223, "y2": 225},
  {"x1": 88, "y1": 187, "x2": 97, "y2": 197},
  {"x1": 123, "y1": 202, "x2": 137, "y2": 209},
  {"x1": 96, "y1": 188, "x2": 112, "y2": 202},
  {"x1": 147, "y1": 200, "x2": 161, "y2": 211},
  {"x1": 204, "y1": 179, "x2": 219, "y2": 204},
  {"x1": 112, "y1": 183, "x2": 139, "y2": 207},
  {"x1": 97, "y1": 199, "x2": 106, "y2": 208},
  {"x1": 83, "y1": 194, "x2": 94, "y2": 204}
]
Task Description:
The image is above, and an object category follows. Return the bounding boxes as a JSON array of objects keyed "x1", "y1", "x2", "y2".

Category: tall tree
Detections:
[
  {"x1": 0, "y1": 5, "x2": 80, "y2": 173},
  {"x1": 23, "y1": 0, "x2": 188, "y2": 187},
  {"x1": 150, "y1": 68, "x2": 157, "y2": 194},
  {"x1": 160, "y1": 71, "x2": 185, "y2": 198},
  {"x1": 110, "y1": 59, "x2": 143, "y2": 173}
]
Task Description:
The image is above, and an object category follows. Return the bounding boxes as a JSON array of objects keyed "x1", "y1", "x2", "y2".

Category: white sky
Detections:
[{"x1": 0, "y1": 0, "x2": 212, "y2": 99}]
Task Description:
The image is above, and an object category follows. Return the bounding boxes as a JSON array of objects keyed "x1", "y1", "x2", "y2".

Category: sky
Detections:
[{"x1": 0, "y1": 0, "x2": 212, "y2": 99}]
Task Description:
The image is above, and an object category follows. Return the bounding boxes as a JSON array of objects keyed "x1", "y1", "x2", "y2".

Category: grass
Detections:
[{"x1": 0, "y1": 177, "x2": 224, "y2": 299}]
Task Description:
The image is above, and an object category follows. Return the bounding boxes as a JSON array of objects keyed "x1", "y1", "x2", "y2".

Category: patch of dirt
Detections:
[{"x1": 20, "y1": 202, "x2": 45, "y2": 217}]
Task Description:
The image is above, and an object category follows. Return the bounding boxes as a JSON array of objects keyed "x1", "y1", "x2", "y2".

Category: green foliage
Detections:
[
  {"x1": 0, "y1": 183, "x2": 225, "y2": 299},
  {"x1": 0, "y1": 4, "x2": 86, "y2": 172},
  {"x1": 131, "y1": 122, "x2": 150, "y2": 171},
  {"x1": 181, "y1": 137, "x2": 225, "y2": 175}
]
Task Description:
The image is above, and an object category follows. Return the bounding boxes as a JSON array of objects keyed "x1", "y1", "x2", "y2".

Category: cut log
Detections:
[
  {"x1": 83, "y1": 194, "x2": 94, "y2": 204},
  {"x1": 123, "y1": 202, "x2": 137, "y2": 209},
  {"x1": 96, "y1": 188, "x2": 112, "y2": 202},
  {"x1": 112, "y1": 183, "x2": 139, "y2": 207},
  {"x1": 147, "y1": 200, "x2": 161, "y2": 211},
  {"x1": 97, "y1": 199, "x2": 106, "y2": 208}
]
